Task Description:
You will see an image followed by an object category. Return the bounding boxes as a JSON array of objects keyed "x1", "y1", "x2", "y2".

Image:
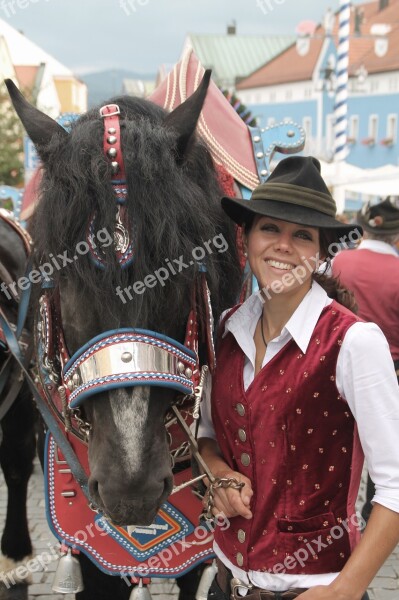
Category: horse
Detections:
[
  {"x1": 0, "y1": 210, "x2": 36, "y2": 589},
  {"x1": 5, "y1": 72, "x2": 242, "y2": 600}
]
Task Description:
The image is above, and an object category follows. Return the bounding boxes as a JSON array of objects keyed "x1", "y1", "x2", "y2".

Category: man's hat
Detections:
[
  {"x1": 356, "y1": 197, "x2": 399, "y2": 234},
  {"x1": 221, "y1": 156, "x2": 362, "y2": 241}
]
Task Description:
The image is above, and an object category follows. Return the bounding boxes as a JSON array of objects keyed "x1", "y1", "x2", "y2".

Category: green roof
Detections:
[{"x1": 187, "y1": 34, "x2": 295, "y2": 87}]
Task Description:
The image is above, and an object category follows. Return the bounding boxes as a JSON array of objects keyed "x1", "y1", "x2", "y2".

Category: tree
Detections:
[{"x1": 0, "y1": 82, "x2": 24, "y2": 186}]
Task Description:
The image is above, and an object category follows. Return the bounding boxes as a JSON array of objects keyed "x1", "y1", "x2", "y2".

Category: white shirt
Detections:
[
  {"x1": 354, "y1": 239, "x2": 399, "y2": 257},
  {"x1": 198, "y1": 281, "x2": 399, "y2": 591}
]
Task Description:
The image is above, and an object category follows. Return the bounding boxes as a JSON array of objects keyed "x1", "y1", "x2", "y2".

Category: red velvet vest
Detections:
[{"x1": 212, "y1": 301, "x2": 364, "y2": 575}]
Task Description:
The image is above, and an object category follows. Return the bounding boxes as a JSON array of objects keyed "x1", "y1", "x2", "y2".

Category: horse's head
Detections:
[{"x1": 6, "y1": 75, "x2": 241, "y2": 525}]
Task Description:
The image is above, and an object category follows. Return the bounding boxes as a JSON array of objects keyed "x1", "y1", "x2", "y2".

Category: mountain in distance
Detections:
[{"x1": 80, "y1": 69, "x2": 156, "y2": 106}]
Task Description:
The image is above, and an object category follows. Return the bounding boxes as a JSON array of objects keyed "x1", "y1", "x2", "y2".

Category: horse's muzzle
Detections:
[{"x1": 89, "y1": 474, "x2": 173, "y2": 526}]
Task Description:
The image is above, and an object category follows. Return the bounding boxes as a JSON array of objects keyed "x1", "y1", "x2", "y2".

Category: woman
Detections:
[{"x1": 198, "y1": 156, "x2": 399, "y2": 600}]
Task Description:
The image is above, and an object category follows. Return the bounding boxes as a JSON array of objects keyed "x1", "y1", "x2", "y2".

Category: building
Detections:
[
  {"x1": 0, "y1": 17, "x2": 87, "y2": 116},
  {"x1": 182, "y1": 23, "x2": 295, "y2": 91},
  {"x1": 236, "y1": 0, "x2": 399, "y2": 169}
]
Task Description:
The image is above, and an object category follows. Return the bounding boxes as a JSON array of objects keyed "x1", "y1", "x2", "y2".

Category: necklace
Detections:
[{"x1": 260, "y1": 309, "x2": 267, "y2": 347}]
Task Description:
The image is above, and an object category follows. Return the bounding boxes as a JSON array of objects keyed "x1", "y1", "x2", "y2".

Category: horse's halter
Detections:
[{"x1": 37, "y1": 103, "x2": 216, "y2": 508}]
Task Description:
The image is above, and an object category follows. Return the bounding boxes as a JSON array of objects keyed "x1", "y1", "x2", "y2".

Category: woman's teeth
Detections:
[{"x1": 267, "y1": 259, "x2": 294, "y2": 270}]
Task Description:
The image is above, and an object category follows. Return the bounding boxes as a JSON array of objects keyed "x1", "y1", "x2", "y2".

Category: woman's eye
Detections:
[
  {"x1": 261, "y1": 224, "x2": 278, "y2": 232},
  {"x1": 296, "y1": 231, "x2": 312, "y2": 240}
]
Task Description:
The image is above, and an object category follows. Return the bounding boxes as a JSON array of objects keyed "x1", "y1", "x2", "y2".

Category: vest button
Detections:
[
  {"x1": 235, "y1": 403, "x2": 245, "y2": 416},
  {"x1": 237, "y1": 529, "x2": 246, "y2": 543},
  {"x1": 236, "y1": 552, "x2": 244, "y2": 567},
  {"x1": 238, "y1": 428, "x2": 247, "y2": 442},
  {"x1": 241, "y1": 453, "x2": 251, "y2": 467}
]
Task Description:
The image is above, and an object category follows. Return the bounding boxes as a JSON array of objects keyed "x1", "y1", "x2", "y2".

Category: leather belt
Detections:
[{"x1": 217, "y1": 560, "x2": 308, "y2": 599}]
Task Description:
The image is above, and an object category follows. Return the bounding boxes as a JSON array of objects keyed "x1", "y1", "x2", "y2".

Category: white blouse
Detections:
[{"x1": 198, "y1": 281, "x2": 399, "y2": 591}]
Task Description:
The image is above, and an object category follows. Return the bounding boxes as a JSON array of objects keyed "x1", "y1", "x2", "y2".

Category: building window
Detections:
[
  {"x1": 304, "y1": 87, "x2": 312, "y2": 99},
  {"x1": 348, "y1": 115, "x2": 359, "y2": 143},
  {"x1": 302, "y1": 117, "x2": 312, "y2": 138},
  {"x1": 285, "y1": 89, "x2": 293, "y2": 100},
  {"x1": 369, "y1": 114, "x2": 378, "y2": 140},
  {"x1": 370, "y1": 80, "x2": 379, "y2": 93},
  {"x1": 270, "y1": 92, "x2": 276, "y2": 102},
  {"x1": 382, "y1": 114, "x2": 398, "y2": 146},
  {"x1": 326, "y1": 114, "x2": 335, "y2": 156}
]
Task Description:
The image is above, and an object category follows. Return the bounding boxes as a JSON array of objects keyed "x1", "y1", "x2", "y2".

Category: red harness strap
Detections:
[{"x1": 100, "y1": 104, "x2": 126, "y2": 179}]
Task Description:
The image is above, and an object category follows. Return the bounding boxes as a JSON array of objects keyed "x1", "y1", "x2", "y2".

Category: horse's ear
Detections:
[
  {"x1": 163, "y1": 70, "x2": 211, "y2": 162},
  {"x1": 5, "y1": 79, "x2": 68, "y2": 161}
]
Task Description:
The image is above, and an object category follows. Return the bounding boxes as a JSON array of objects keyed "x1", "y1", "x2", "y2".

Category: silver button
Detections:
[
  {"x1": 238, "y1": 529, "x2": 246, "y2": 543},
  {"x1": 241, "y1": 453, "x2": 251, "y2": 467},
  {"x1": 236, "y1": 403, "x2": 245, "y2": 417},
  {"x1": 238, "y1": 429, "x2": 247, "y2": 443},
  {"x1": 236, "y1": 552, "x2": 244, "y2": 567}
]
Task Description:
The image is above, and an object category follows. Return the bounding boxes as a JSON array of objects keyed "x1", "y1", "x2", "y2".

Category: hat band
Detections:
[
  {"x1": 252, "y1": 183, "x2": 336, "y2": 218},
  {"x1": 371, "y1": 219, "x2": 399, "y2": 231}
]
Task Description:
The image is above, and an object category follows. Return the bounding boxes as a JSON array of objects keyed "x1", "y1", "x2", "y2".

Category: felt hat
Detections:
[
  {"x1": 221, "y1": 156, "x2": 362, "y2": 241},
  {"x1": 356, "y1": 197, "x2": 399, "y2": 234}
]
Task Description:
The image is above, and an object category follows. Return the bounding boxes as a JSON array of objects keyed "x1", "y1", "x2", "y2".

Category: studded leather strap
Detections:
[{"x1": 99, "y1": 104, "x2": 126, "y2": 180}]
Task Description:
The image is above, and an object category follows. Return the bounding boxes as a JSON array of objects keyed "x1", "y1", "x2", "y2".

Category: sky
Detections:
[{"x1": 0, "y1": 0, "x2": 366, "y2": 75}]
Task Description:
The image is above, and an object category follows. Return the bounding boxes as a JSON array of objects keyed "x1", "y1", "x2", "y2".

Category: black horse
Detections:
[
  {"x1": 6, "y1": 73, "x2": 241, "y2": 600},
  {"x1": 0, "y1": 212, "x2": 36, "y2": 592}
]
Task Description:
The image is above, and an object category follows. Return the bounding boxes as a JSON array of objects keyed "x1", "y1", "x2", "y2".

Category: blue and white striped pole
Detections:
[{"x1": 334, "y1": 0, "x2": 350, "y2": 161}]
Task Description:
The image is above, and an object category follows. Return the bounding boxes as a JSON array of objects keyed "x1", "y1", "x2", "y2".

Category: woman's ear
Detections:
[{"x1": 242, "y1": 233, "x2": 248, "y2": 257}]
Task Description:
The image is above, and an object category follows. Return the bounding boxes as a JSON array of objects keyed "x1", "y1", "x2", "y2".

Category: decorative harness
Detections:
[
  {"x1": 0, "y1": 209, "x2": 32, "y2": 421},
  {"x1": 35, "y1": 103, "x2": 217, "y2": 498}
]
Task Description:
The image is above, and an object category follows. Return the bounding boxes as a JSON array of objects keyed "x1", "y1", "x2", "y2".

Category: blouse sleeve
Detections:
[{"x1": 336, "y1": 321, "x2": 399, "y2": 514}]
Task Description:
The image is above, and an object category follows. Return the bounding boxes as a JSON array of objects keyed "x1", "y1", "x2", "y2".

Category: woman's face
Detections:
[{"x1": 245, "y1": 216, "x2": 323, "y2": 300}]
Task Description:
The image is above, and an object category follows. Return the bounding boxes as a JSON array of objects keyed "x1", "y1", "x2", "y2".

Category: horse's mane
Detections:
[{"x1": 31, "y1": 95, "x2": 242, "y2": 336}]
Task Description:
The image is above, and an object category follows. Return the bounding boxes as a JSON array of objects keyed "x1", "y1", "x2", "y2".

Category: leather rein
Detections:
[{"x1": 0, "y1": 209, "x2": 33, "y2": 422}]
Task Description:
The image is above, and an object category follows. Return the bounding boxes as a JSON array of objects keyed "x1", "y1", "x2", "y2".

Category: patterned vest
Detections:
[{"x1": 212, "y1": 301, "x2": 364, "y2": 575}]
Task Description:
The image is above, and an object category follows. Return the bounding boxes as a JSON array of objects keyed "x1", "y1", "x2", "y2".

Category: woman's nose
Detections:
[{"x1": 273, "y1": 232, "x2": 292, "y2": 252}]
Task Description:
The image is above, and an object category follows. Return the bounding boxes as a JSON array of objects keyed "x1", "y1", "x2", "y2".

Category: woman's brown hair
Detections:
[{"x1": 314, "y1": 229, "x2": 358, "y2": 313}]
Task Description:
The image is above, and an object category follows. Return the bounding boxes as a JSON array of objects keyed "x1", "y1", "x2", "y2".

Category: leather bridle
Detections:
[{"x1": 31, "y1": 103, "x2": 218, "y2": 516}]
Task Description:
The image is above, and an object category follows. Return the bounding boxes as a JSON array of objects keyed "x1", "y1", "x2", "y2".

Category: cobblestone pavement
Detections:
[{"x1": 0, "y1": 460, "x2": 398, "y2": 600}]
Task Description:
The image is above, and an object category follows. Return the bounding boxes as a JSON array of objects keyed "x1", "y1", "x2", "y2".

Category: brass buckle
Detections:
[
  {"x1": 230, "y1": 577, "x2": 253, "y2": 599},
  {"x1": 99, "y1": 104, "x2": 120, "y2": 118}
]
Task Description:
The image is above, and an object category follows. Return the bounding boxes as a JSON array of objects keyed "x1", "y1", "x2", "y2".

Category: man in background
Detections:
[{"x1": 333, "y1": 196, "x2": 399, "y2": 522}]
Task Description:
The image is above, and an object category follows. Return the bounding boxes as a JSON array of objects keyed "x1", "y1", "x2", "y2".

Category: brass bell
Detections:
[
  {"x1": 196, "y1": 559, "x2": 218, "y2": 600},
  {"x1": 129, "y1": 579, "x2": 152, "y2": 599},
  {"x1": 52, "y1": 547, "x2": 84, "y2": 594}
]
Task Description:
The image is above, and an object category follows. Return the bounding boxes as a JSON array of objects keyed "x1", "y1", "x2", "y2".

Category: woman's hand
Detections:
[
  {"x1": 297, "y1": 585, "x2": 360, "y2": 600},
  {"x1": 204, "y1": 468, "x2": 253, "y2": 520},
  {"x1": 198, "y1": 438, "x2": 253, "y2": 520}
]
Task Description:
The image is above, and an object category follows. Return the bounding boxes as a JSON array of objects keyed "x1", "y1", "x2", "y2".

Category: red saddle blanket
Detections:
[{"x1": 150, "y1": 48, "x2": 259, "y2": 191}]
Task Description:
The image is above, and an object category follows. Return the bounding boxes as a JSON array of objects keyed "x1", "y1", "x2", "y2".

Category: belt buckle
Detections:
[{"x1": 230, "y1": 577, "x2": 253, "y2": 599}]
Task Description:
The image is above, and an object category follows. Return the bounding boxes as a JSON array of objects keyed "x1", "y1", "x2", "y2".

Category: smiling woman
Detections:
[{"x1": 198, "y1": 156, "x2": 399, "y2": 600}]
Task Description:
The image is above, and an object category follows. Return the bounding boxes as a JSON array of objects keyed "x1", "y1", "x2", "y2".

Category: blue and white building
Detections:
[{"x1": 236, "y1": 0, "x2": 399, "y2": 169}]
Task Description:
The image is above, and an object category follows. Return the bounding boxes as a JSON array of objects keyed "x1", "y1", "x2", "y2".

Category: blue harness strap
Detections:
[
  {"x1": 0, "y1": 306, "x2": 91, "y2": 500},
  {"x1": 0, "y1": 256, "x2": 33, "y2": 421}
]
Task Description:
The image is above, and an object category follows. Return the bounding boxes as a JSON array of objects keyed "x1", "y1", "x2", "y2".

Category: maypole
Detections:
[{"x1": 334, "y1": 0, "x2": 351, "y2": 162}]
